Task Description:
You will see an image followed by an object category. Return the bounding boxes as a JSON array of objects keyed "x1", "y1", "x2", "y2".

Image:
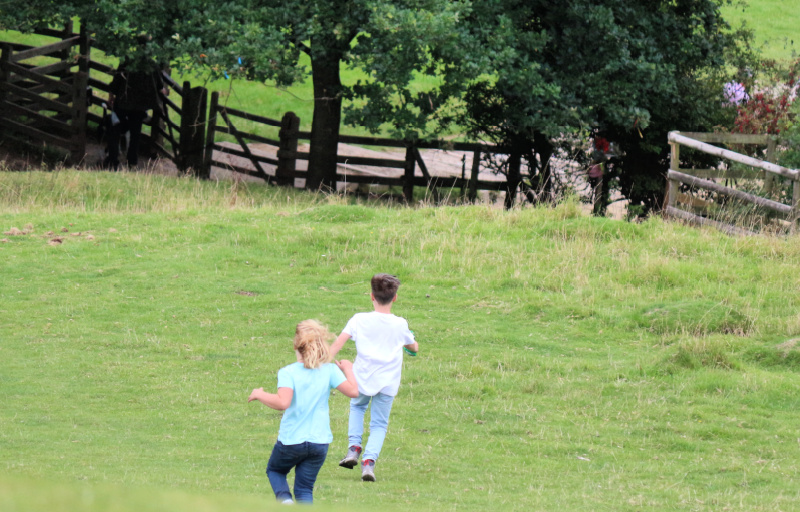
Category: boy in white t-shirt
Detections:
[{"x1": 329, "y1": 273, "x2": 419, "y2": 482}]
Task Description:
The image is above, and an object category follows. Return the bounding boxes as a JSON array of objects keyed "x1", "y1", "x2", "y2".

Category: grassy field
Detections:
[
  {"x1": 2, "y1": 171, "x2": 800, "y2": 511},
  {"x1": 722, "y1": 0, "x2": 800, "y2": 62}
]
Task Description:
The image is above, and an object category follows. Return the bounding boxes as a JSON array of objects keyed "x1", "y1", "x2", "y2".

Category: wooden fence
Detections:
[
  {"x1": 0, "y1": 22, "x2": 90, "y2": 163},
  {"x1": 0, "y1": 25, "x2": 547, "y2": 204},
  {"x1": 0, "y1": 25, "x2": 205, "y2": 170},
  {"x1": 665, "y1": 131, "x2": 800, "y2": 235},
  {"x1": 204, "y1": 90, "x2": 513, "y2": 203}
]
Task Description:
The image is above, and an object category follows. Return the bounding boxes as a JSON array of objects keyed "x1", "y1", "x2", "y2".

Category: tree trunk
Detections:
[{"x1": 306, "y1": 47, "x2": 343, "y2": 191}]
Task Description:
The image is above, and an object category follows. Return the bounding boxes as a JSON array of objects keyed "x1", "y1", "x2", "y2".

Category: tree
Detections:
[
  {"x1": 460, "y1": 0, "x2": 752, "y2": 214},
  {"x1": 1, "y1": 0, "x2": 473, "y2": 190}
]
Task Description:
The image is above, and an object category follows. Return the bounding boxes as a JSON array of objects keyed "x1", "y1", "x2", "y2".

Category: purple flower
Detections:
[{"x1": 724, "y1": 81, "x2": 749, "y2": 105}]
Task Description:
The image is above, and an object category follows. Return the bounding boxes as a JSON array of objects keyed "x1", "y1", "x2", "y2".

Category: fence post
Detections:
[
  {"x1": 277, "y1": 111, "x2": 300, "y2": 187},
  {"x1": 404, "y1": 144, "x2": 416, "y2": 203},
  {"x1": 54, "y1": 20, "x2": 74, "y2": 110},
  {"x1": 504, "y1": 151, "x2": 521, "y2": 209},
  {"x1": 667, "y1": 141, "x2": 680, "y2": 208},
  {"x1": 469, "y1": 149, "x2": 480, "y2": 202},
  {"x1": 0, "y1": 44, "x2": 10, "y2": 116},
  {"x1": 78, "y1": 23, "x2": 90, "y2": 74},
  {"x1": 765, "y1": 137, "x2": 777, "y2": 197},
  {"x1": 69, "y1": 70, "x2": 88, "y2": 164},
  {"x1": 201, "y1": 91, "x2": 219, "y2": 180},
  {"x1": 792, "y1": 179, "x2": 800, "y2": 234},
  {"x1": 179, "y1": 81, "x2": 208, "y2": 175}
]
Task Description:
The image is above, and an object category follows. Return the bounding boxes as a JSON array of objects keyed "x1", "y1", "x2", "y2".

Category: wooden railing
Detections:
[
  {"x1": 665, "y1": 131, "x2": 800, "y2": 235},
  {"x1": 0, "y1": 22, "x2": 89, "y2": 163},
  {"x1": 0, "y1": 24, "x2": 204, "y2": 171},
  {"x1": 204, "y1": 90, "x2": 511, "y2": 202}
]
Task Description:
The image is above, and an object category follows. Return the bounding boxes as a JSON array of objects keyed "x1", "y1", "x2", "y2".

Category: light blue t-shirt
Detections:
[{"x1": 276, "y1": 362, "x2": 347, "y2": 445}]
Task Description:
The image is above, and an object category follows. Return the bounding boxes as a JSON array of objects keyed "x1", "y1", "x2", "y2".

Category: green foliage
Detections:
[{"x1": 460, "y1": 0, "x2": 755, "y2": 214}]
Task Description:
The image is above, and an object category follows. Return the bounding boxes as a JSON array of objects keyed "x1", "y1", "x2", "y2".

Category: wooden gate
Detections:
[{"x1": 0, "y1": 23, "x2": 90, "y2": 163}]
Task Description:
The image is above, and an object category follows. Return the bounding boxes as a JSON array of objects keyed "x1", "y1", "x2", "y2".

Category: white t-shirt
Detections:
[{"x1": 343, "y1": 311, "x2": 416, "y2": 397}]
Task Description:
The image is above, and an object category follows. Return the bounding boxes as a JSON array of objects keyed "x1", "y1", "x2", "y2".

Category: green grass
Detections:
[
  {"x1": 3, "y1": 170, "x2": 800, "y2": 511},
  {"x1": 722, "y1": 0, "x2": 800, "y2": 62}
]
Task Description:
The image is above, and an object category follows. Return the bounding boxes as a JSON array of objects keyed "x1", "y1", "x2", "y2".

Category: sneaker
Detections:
[
  {"x1": 361, "y1": 459, "x2": 376, "y2": 482},
  {"x1": 339, "y1": 445, "x2": 362, "y2": 469},
  {"x1": 280, "y1": 498, "x2": 294, "y2": 505}
]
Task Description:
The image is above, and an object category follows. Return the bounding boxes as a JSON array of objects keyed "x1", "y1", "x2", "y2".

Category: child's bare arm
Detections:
[
  {"x1": 334, "y1": 359, "x2": 359, "y2": 398},
  {"x1": 405, "y1": 340, "x2": 419, "y2": 353},
  {"x1": 329, "y1": 332, "x2": 351, "y2": 358},
  {"x1": 248, "y1": 387, "x2": 293, "y2": 410}
]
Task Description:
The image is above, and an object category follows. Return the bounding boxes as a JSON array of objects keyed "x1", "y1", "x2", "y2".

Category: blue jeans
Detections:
[
  {"x1": 266, "y1": 441, "x2": 329, "y2": 504},
  {"x1": 348, "y1": 392, "x2": 395, "y2": 462}
]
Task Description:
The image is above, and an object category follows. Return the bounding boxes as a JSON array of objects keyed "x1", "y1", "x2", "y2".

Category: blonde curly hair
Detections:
[{"x1": 294, "y1": 320, "x2": 333, "y2": 369}]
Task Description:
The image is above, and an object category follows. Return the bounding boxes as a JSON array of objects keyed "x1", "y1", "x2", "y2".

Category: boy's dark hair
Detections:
[{"x1": 371, "y1": 273, "x2": 400, "y2": 305}]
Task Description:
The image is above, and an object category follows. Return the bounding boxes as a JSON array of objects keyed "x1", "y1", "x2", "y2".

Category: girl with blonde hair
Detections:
[{"x1": 249, "y1": 320, "x2": 358, "y2": 504}]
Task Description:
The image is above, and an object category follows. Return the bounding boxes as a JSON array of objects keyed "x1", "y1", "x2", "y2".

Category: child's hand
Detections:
[
  {"x1": 335, "y1": 359, "x2": 353, "y2": 372},
  {"x1": 248, "y1": 388, "x2": 264, "y2": 402}
]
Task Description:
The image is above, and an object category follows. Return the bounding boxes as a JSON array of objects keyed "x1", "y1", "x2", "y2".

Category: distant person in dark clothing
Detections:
[{"x1": 103, "y1": 60, "x2": 166, "y2": 170}]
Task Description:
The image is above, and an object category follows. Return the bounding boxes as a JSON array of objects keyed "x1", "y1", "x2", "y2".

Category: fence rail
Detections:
[
  {"x1": 0, "y1": 22, "x2": 89, "y2": 162},
  {"x1": 204, "y1": 91, "x2": 509, "y2": 202},
  {"x1": 665, "y1": 131, "x2": 800, "y2": 235},
  {"x1": 0, "y1": 24, "x2": 205, "y2": 170}
]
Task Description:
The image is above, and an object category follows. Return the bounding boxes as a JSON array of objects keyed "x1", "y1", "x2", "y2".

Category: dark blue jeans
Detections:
[{"x1": 266, "y1": 441, "x2": 329, "y2": 504}]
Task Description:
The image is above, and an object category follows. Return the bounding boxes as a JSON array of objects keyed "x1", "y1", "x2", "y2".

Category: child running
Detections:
[
  {"x1": 329, "y1": 273, "x2": 419, "y2": 482},
  {"x1": 248, "y1": 320, "x2": 359, "y2": 504}
]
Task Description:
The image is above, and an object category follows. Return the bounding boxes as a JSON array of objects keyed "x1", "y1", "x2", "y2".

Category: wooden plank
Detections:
[
  {"x1": 202, "y1": 91, "x2": 219, "y2": 180},
  {"x1": 28, "y1": 60, "x2": 73, "y2": 77},
  {"x1": 675, "y1": 131, "x2": 771, "y2": 145},
  {"x1": 337, "y1": 154, "x2": 406, "y2": 169},
  {"x1": 218, "y1": 105, "x2": 282, "y2": 127},
  {"x1": 664, "y1": 206, "x2": 754, "y2": 236},
  {"x1": 680, "y1": 168, "x2": 764, "y2": 180},
  {"x1": 2, "y1": 101, "x2": 72, "y2": 133},
  {"x1": 87, "y1": 77, "x2": 111, "y2": 94},
  {"x1": 152, "y1": 125, "x2": 179, "y2": 148},
  {"x1": 669, "y1": 131, "x2": 799, "y2": 181},
  {"x1": 12, "y1": 37, "x2": 80, "y2": 62},
  {"x1": 210, "y1": 159, "x2": 277, "y2": 183},
  {"x1": 414, "y1": 147, "x2": 432, "y2": 180},
  {"x1": 337, "y1": 173, "x2": 406, "y2": 186},
  {"x1": 337, "y1": 133, "x2": 408, "y2": 148},
  {"x1": 162, "y1": 95, "x2": 182, "y2": 116},
  {"x1": 69, "y1": 70, "x2": 88, "y2": 163},
  {"x1": 793, "y1": 181, "x2": 800, "y2": 233},
  {"x1": 668, "y1": 169, "x2": 793, "y2": 215},
  {"x1": 269, "y1": 149, "x2": 405, "y2": 169},
  {"x1": 469, "y1": 149, "x2": 481, "y2": 200},
  {"x1": 22, "y1": 79, "x2": 72, "y2": 97},
  {"x1": 34, "y1": 27, "x2": 75, "y2": 39},
  {"x1": 88, "y1": 60, "x2": 114, "y2": 75},
  {"x1": 334, "y1": 132, "x2": 502, "y2": 154},
  {"x1": 212, "y1": 143, "x2": 280, "y2": 166},
  {"x1": 217, "y1": 107, "x2": 273, "y2": 179},
  {"x1": 3, "y1": 61, "x2": 72, "y2": 94},
  {"x1": 0, "y1": 116, "x2": 73, "y2": 147},
  {"x1": 213, "y1": 125, "x2": 279, "y2": 146},
  {"x1": 0, "y1": 81, "x2": 71, "y2": 114},
  {"x1": 161, "y1": 72, "x2": 183, "y2": 94}
]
